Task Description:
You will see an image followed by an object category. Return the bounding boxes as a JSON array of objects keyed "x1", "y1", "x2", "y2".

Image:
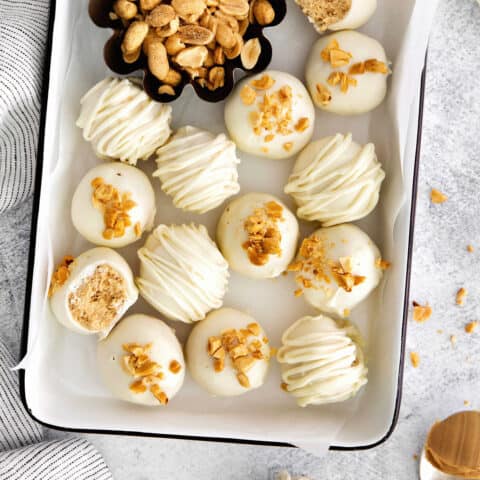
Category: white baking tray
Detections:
[{"x1": 20, "y1": 0, "x2": 426, "y2": 450}]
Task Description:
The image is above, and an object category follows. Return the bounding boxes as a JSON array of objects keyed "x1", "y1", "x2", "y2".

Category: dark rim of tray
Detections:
[
  {"x1": 19, "y1": 0, "x2": 426, "y2": 451},
  {"x1": 88, "y1": 0, "x2": 286, "y2": 103}
]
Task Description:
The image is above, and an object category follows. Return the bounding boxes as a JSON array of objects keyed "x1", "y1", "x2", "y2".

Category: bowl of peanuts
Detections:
[{"x1": 88, "y1": 0, "x2": 286, "y2": 102}]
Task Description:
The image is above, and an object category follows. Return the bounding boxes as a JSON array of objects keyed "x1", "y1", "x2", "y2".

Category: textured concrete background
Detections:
[{"x1": 1, "y1": 0, "x2": 479, "y2": 478}]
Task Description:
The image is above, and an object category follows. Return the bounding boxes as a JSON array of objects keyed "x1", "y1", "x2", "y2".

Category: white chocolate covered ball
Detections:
[
  {"x1": 136, "y1": 224, "x2": 229, "y2": 323},
  {"x1": 186, "y1": 308, "x2": 271, "y2": 397},
  {"x1": 49, "y1": 247, "x2": 138, "y2": 338},
  {"x1": 224, "y1": 71, "x2": 315, "y2": 159},
  {"x1": 217, "y1": 193, "x2": 299, "y2": 279},
  {"x1": 292, "y1": 224, "x2": 384, "y2": 317},
  {"x1": 329, "y1": 0, "x2": 377, "y2": 31},
  {"x1": 71, "y1": 162, "x2": 156, "y2": 248},
  {"x1": 97, "y1": 314, "x2": 185, "y2": 406},
  {"x1": 76, "y1": 77, "x2": 172, "y2": 165},
  {"x1": 284, "y1": 133, "x2": 385, "y2": 226},
  {"x1": 153, "y1": 126, "x2": 240, "y2": 214},
  {"x1": 277, "y1": 314, "x2": 367, "y2": 406},
  {"x1": 306, "y1": 31, "x2": 390, "y2": 115}
]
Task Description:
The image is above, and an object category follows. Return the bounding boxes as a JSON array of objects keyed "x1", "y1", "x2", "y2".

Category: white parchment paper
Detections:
[{"x1": 21, "y1": 0, "x2": 439, "y2": 455}]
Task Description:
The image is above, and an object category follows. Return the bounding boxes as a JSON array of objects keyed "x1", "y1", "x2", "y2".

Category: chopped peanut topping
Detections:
[
  {"x1": 412, "y1": 301, "x2": 432, "y2": 323},
  {"x1": 207, "y1": 324, "x2": 268, "y2": 388},
  {"x1": 48, "y1": 255, "x2": 75, "y2": 297},
  {"x1": 240, "y1": 85, "x2": 257, "y2": 105},
  {"x1": 169, "y1": 360, "x2": 182, "y2": 374},
  {"x1": 330, "y1": 259, "x2": 365, "y2": 292},
  {"x1": 410, "y1": 351, "x2": 420, "y2": 368},
  {"x1": 250, "y1": 74, "x2": 275, "y2": 90},
  {"x1": 150, "y1": 384, "x2": 168, "y2": 405},
  {"x1": 456, "y1": 287, "x2": 467, "y2": 306},
  {"x1": 327, "y1": 71, "x2": 357, "y2": 93},
  {"x1": 294, "y1": 117, "x2": 310, "y2": 132},
  {"x1": 376, "y1": 258, "x2": 391, "y2": 270},
  {"x1": 320, "y1": 39, "x2": 352, "y2": 67},
  {"x1": 134, "y1": 222, "x2": 142, "y2": 237},
  {"x1": 281, "y1": 382, "x2": 288, "y2": 391},
  {"x1": 91, "y1": 177, "x2": 137, "y2": 240},
  {"x1": 467, "y1": 245, "x2": 475, "y2": 253},
  {"x1": 283, "y1": 142, "x2": 293, "y2": 152},
  {"x1": 450, "y1": 334, "x2": 457, "y2": 345},
  {"x1": 294, "y1": 288, "x2": 303, "y2": 297},
  {"x1": 465, "y1": 321, "x2": 478, "y2": 334},
  {"x1": 242, "y1": 201, "x2": 284, "y2": 266},
  {"x1": 122, "y1": 342, "x2": 172, "y2": 405},
  {"x1": 316, "y1": 83, "x2": 332, "y2": 105},
  {"x1": 237, "y1": 372, "x2": 250, "y2": 388},
  {"x1": 349, "y1": 59, "x2": 388, "y2": 75},
  {"x1": 247, "y1": 79, "x2": 295, "y2": 141},
  {"x1": 247, "y1": 323, "x2": 260, "y2": 336},
  {"x1": 430, "y1": 188, "x2": 448, "y2": 204}
]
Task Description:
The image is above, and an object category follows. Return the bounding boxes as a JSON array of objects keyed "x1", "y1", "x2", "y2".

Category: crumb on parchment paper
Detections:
[
  {"x1": 430, "y1": 188, "x2": 448, "y2": 204},
  {"x1": 410, "y1": 351, "x2": 420, "y2": 368},
  {"x1": 412, "y1": 301, "x2": 432, "y2": 323}
]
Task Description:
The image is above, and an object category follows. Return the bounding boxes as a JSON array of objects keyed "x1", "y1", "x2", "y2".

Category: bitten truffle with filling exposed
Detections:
[{"x1": 48, "y1": 247, "x2": 138, "y2": 338}]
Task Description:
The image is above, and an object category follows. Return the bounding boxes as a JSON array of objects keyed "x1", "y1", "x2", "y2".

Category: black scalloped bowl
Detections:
[{"x1": 88, "y1": 0, "x2": 286, "y2": 103}]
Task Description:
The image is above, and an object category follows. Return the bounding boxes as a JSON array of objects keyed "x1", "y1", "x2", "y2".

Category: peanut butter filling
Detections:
[
  {"x1": 48, "y1": 255, "x2": 75, "y2": 297},
  {"x1": 242, "y1": 201, "x2": 283, "y2": 266},
  {"x1": 67, "y1": 264, "x2": 127, "y2": 331},
  {"x1": 91, "y1": 177, "x2": 139, "y2": 240},
  {"x1": 426, "y1": 411, "x2": 480, "y2": 478},
  {"x1": 296, "y1": 0, "x2": 351, "y2": 31},
  {"x1": 207, "y1": 323, "x2": 268, "y2": 388}
]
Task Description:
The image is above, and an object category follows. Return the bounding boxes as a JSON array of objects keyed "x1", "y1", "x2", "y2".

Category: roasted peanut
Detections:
[
  {"x1": 240, "y1": 37, "x2": 261, "y2": 69},
  {"x1": 113, "y1": 0, "x2": 138, "y2": 20},
  {"x1": 171, "y1": 0, "x2": 206, "y2": 22},
  {"x1": 158, "y1": 85, "x2": 176, "y2": 95},
  {"x1": 224, "y1": 33, "x2": 243, "y2": 59},
  {"x1": 140, "y1": 0, "x2": 162, "y2": 10},
  {"x1": 164, "y1": 69, "x2": 183, "y2": 86},
  {"x1": 208, "y1": 66, "x2": 225, "y2": 89},
  {"x1": 253, "y1": 0, "x2": 275, "y2": 25},
  {"x1": 146, "y1": 5, "x2": 177, "y2": 27},
  {"x1": 148, "y1": 41, "x2": 169, "y2": 80},
  {"x1": 123, "y1": 47, "x2": 141, "y2": 63},
  {"x1": 213, "y1": 45, "x2": 225, "y2": 64},
  {"x1": 156, "y1": 17, "x2": 180, "y2": 37},
  {"x1": 122, "y1": 21, "x2": 149, "y2": 54},
  {"x1": 219, "y1": 0, "x2": 249, "y2": 17},
  {"x1": 216, "y1": 22, "x2": 236, "y2": 49},
  {"x1": 165, "y1": 34, "x2": 186, "y2": 55},
  {"x1": 178, "y1": 25, "x2": 214, "y2": 45},
  {"x1": 174, "y1": 46, "x2": 208, "y2": 68}
]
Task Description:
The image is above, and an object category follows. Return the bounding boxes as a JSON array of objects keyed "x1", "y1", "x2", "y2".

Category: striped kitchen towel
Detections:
[
  {"x1": 0, "y1": 0, "x2": 50, "y2": 212},
  {"x1": 0, "y1": 340, "x2": 112, "y2": 480}
]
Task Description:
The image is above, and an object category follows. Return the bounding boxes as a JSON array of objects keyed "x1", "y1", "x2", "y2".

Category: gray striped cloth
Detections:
[
  {"x1": 0, "y1": 0, "x2": 50, "y2": 212},
  {"x1": 0, "y1": 340, "x2": 113, "y2": 479}
]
